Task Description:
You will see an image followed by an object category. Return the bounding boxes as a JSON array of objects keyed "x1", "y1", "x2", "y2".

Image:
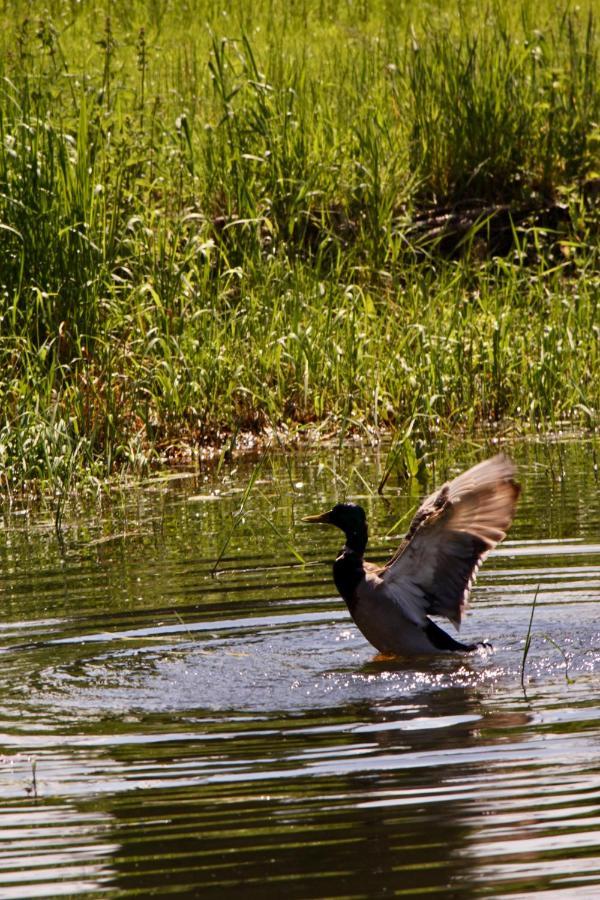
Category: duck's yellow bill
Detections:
[{"x1": 301, "y1": 511, "x2": 332, "y2": 524}]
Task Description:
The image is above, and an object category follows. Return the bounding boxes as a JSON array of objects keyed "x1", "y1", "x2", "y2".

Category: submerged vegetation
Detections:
[{"x1": 0, "y1": 0, "x2": 599, "y2": 489}]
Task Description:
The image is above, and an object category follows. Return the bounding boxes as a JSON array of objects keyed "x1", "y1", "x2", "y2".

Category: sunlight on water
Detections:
[{"x1": 0, "y1": 439, "x2": 599, "y2": 897}]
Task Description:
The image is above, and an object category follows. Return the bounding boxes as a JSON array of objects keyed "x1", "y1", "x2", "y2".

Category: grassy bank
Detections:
[{"x1": 0, "y1": 0, "x2": 599, "y2": 489}]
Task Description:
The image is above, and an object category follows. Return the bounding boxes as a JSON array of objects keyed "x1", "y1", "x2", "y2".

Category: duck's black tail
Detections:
[{"x1": 424, "y1": 618, "x2": 487, "y2": 653}]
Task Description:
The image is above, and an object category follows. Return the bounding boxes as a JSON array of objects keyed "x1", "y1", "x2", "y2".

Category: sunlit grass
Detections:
[{"x1": 0, "y1": 0, "x2": 598, "y2": 489}]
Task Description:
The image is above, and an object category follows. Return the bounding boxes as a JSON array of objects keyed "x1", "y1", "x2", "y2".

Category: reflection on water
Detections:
[{"x1": 0, "y1": 440, "x2": 599, "y2": 897}]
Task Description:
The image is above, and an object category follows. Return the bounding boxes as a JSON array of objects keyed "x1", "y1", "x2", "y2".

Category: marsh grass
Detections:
[
  {"x1": 0, "y1": 1, "x2": 598, "y2": 489},
  {"x1": 521, "y1": 584, "x2": 578, "y2": 689},
  {"x1": 521, "y1": 583, "x2": 540, "y2": 690}
]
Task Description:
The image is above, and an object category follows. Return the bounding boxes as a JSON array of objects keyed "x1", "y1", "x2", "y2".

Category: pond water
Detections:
[{"x1": 0, "y1": 438, "x2": 599, "y2": 898}]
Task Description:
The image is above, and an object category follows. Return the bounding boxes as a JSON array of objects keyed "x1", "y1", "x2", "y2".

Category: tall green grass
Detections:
[{"x1": 0, "y1": 0, "x2": 598, "y2": 489}]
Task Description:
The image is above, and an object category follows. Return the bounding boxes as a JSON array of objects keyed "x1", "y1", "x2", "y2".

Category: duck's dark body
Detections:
[
  {"x1": 333, "y1": 545, "x2": 477, "y2": 654},
  {"x1": 304, "y1": 455, "x2": 520, "y2": 657}
]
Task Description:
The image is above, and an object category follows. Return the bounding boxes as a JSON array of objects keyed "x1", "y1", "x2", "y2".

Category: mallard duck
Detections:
[{"x1": 303, "y1": 454, "x2": 520, "y2": 655}]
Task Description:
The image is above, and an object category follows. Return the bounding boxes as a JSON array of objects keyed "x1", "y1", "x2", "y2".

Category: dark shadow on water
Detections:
[{"x1": 98, "y1": 682, "x2": 493, "y2": 899}]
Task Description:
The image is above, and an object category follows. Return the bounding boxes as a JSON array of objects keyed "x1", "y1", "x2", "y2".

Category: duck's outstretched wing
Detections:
[{"x1": 379, "y1": 454, "x2": 520, "y2": 629}]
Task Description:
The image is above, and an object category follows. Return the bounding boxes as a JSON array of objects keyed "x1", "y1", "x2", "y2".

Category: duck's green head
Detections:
[{"x1": 302, "y1": 502, "x2": 367, "y2": 550}]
